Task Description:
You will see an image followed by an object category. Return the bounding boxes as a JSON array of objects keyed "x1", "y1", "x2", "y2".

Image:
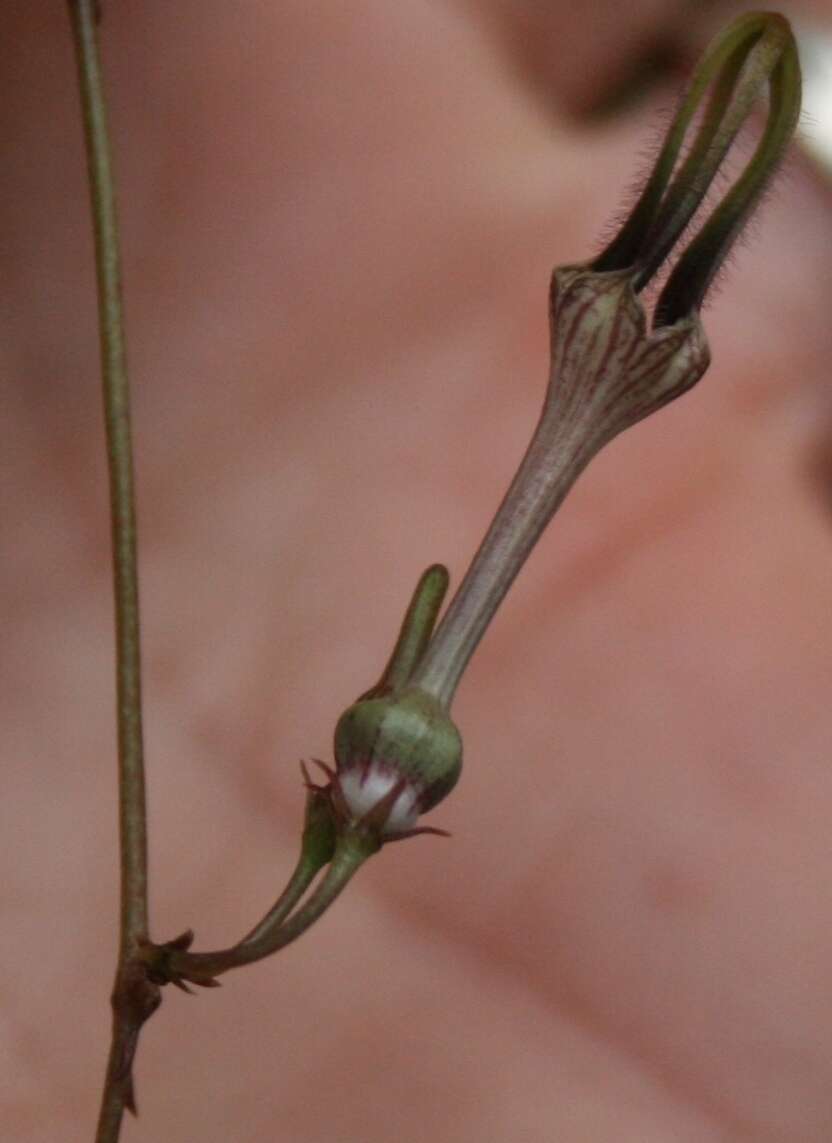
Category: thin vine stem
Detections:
[
  {"x1": 239, "y1": 851, "x2": 323, "y2": 947},
  {"x1": 67, "y1": 2, "x2": 158, "y2": 1140},
  {"x1": 145, "y1": 832, "x2": 376, "y2": 986}
]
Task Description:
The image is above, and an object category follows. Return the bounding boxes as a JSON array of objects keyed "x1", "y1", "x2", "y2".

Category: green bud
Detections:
[{"x1": 332, "y1": 687, "x2": 462, "y2": 838}]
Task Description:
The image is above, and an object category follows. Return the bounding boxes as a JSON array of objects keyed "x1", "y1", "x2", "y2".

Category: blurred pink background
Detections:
[{"x1": 2, "y1": 2, "x2": 832, "y2": 1140}]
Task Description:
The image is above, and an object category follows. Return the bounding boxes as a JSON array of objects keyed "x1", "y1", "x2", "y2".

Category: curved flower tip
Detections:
[{"x1": 593, "y1": 10, "x2": 801, "y2": 325}]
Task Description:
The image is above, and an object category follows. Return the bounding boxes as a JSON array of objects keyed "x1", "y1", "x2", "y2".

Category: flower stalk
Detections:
[
  {"x1": 237, "y1": 779, "x2": 337, "y2": 949},
  {"x1": 146, "y1": 829, "x2": 377, "y2": 988}
]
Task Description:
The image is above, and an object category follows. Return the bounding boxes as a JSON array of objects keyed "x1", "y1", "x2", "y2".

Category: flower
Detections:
[
  {"x1": 330, "y1": 12, "x2": 801, "y2": 841},
  {"x1": 411, "y1": 10, "x2": 801, "y2": 708},
  {"x1": 142, "y1": 12, "x2": 804, "y2": 993}
]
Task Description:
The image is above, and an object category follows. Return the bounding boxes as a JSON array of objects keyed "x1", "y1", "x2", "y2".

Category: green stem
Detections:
[
  {"x1": 156, "y1": 832, "x2": 375, "y2": 983},
  {"x1": 69, "y1": 0, "x2": 148, "y2": 951},
  {"x1": 67, "y1": 2, "x2": 158, "y2": 1139},
  {"x1": 239, "y1": 852, "x2": 323, "y2": 946}
]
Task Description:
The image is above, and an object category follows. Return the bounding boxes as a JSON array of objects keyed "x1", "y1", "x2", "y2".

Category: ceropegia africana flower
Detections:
[
  {"x1": 144, "y1": 11, "x2": 803, "y2": 995},
  {"x1": 327, "y1": 11, "x2": 802, "y2": 841}
]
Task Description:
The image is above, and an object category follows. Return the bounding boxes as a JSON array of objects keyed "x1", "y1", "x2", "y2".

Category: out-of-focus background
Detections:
[{"x1": 2, "y1": 2, "x2": 832, "y2": 1140}]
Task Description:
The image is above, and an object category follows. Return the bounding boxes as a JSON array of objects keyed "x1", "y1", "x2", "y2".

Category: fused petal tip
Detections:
[{"x1": 593, "y1": 11, "x2": 801, "y2": 323}]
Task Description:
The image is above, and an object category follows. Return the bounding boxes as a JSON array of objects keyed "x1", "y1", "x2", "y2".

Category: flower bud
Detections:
[{"x1": 332, "y1": 687, "x2": 462, "y2": 838}]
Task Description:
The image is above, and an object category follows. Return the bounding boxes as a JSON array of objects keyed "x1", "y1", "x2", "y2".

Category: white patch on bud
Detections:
[{"x1": 337, "y1": 762, "x2": 421, "y2": 835}]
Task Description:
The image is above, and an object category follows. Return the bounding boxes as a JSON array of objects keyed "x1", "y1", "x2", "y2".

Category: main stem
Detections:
[{"x1": 67, "y1": 2, "x2": 157, "y2": 1140}]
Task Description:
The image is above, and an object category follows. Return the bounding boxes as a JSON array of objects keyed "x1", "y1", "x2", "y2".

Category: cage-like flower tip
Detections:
[
  {"x1": 332, "y1": 688, "x2": 462, "y2": 839},
  {"x1": 592, "y1": 11, "x2": 801, "y2": 326}
]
